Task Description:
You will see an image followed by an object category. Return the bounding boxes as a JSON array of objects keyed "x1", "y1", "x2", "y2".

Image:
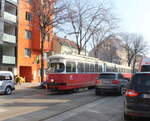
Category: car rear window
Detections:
[
  {"x1": 99, "y1": 74, "x2": 116, "y2": 79},
  {"x1": 141, "y1": 65, "x2": 150, "y2": 72},
  {"x1": 130, "y1": 74, "x2": 150, "y2": 87}
]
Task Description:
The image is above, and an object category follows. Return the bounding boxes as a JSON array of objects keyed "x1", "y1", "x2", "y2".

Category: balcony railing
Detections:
[
  {"x1": 2, "y1": 56, "x2": 16, "y2": 64},
  {"x1": 3, "y1": 33, "x2": 16, "y2": 44},
  {"x1": 4, "y1": 12, "x2": 16, "y2": 23}
]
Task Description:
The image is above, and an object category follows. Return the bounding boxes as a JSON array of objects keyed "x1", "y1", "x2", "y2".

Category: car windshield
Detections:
[
  {"x1": 99, "y1": 74, "x2": 116, "y2": 79},
  {"x1": 0, "y1": 74, "x2": 12, "y2": 80},
  {"x1": 48, "y1": 63, "x2": 65, "y2": 73},
  {"x1": 131, "y1": 74, "x2": 150, "y2": 88}
]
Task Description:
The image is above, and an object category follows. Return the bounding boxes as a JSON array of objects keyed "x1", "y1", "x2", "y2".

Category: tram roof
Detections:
[
  {"x1": 49, "y1": 54, "x2": 131, "y2": 69},
  {"x1": 49, "y1": 54, "x2": 101, "y2": 62}
]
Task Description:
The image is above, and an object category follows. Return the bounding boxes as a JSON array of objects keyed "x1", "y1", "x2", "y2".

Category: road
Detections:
[{"x1": 0, "y1": 87, "x2": 149, "y2": 121}]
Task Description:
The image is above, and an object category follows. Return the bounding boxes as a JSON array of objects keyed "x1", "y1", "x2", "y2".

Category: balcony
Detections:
[
  {"x1": 4, "y1": 12, "x2": 16, "y2": 23},
  {"x1": 3, "y1": 33, "x2": 16, "y2": 44},
  {"x1": 2, "y1": 56, "x2": 16, "y2": 64}
]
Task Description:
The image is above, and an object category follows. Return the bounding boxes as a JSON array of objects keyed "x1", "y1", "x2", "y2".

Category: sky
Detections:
[{"x1": 113, "y1": 0, "x2": 150, "y2": 42}]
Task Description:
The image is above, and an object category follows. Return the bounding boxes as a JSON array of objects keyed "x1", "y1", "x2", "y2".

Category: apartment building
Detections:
[
  {"x1": 0, "y1": 0, "x2": 17, "y2": 74},
  {"x1": 51, "y1": 35, "x2": 88, "y2": 55},
  {"x1": 17, "y1": 0, "x2": 52, "y2": 82},
  {"x1": 89, "y1": 36, "x2": 128, "y2": 66}
]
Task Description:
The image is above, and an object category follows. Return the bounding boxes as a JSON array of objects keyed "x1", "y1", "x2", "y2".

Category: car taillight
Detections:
[
  {"x1": 125, "y1": 89, "x2": 139, "y2": 97},
  {"x1": 96, "y1": 80, "x2": 101, "y2": 85},
  {"x1": 112, "y1": 80, "x2": 120, "y2": 84}
]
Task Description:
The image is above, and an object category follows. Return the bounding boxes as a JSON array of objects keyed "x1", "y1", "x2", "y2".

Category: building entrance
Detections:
[{"x1": 20, "y1": 66, "x2": 32, "y2": 82}]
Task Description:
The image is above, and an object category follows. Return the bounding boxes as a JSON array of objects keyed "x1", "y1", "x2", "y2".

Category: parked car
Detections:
[
  {"x1": 0, "y1": 71, "x2": 15, "y2": 95},
  {"x1": 124, "y1": 72, "x2": 150, "y2": 120},
  {"x1": 95, "y1": 72, "x2": 128, "y2": 95}
]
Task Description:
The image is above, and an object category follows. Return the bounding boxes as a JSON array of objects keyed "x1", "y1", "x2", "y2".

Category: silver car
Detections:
[
  {"x1": 0, "y1": 71, "x2": 15, "y2": 95},
  {"x1": 95, "y1": 72, "x2": 128, "y2": 95}
]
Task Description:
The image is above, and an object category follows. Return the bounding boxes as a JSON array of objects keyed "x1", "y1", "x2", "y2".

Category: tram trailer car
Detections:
[
  {"x1": 46, "y1": 54, "x2": 131, "y2": 92},
  {"x1": 139, "y1": 57, "x2": 150, "y2": 72}
]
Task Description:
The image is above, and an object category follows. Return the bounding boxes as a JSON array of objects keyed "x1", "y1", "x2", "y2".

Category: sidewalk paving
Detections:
[{"x1": 15, "y1": 82, "x2": 41, "y2": 90}]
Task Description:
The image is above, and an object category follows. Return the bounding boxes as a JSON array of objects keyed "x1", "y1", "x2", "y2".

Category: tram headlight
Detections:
[{"x1": 51, "y1": 79, "x2": 55, "y2": 83}]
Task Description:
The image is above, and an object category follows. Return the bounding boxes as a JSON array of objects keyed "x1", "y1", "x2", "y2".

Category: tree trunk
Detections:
[
  {"x1": 41, "y1": 37, "x2": 44, "y2": 82},
  {"x1": 132, "y1": 57, "x2": 137, "y2": 73}
]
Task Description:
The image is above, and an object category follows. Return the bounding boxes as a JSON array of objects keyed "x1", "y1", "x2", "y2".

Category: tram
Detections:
[{"x1": 46, "y1": 54, "x2": 131, "y2": 91}]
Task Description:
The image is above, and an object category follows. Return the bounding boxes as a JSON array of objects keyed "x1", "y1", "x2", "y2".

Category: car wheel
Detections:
[
  {"x1": 124, "y1": 113, "x2": 132, "y2": 121},
  {"x1": 5, "y1": 86, "x2": 12, "y2": 95}
]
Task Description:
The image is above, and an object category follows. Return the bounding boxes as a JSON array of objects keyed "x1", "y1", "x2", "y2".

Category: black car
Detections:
[
  {"x1": 124, "y1": 72, "x2": 150, "y2": 120},
  {"x1": 95, "y1": 72, "x2": 128, "y2": 95}
]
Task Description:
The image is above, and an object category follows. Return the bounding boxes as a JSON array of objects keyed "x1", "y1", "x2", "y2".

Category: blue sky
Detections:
[{"x1": 113, "y1": 0, "x2": 150, "y2": 42}]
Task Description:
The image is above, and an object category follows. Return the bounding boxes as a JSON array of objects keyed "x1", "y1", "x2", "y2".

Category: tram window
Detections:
[
  {"x1": 66, "y1": 62, "x2": 76, "y2": 72},
  {"x1": 85, "y1": 63, "x2": 89, "y2": 72},
  {"x1": 95, "y1": 64, "x2": 98, "y2": 72},
  {"x1": 49, "y1": 63, "x2": 65, "y2": 73},
  {"x1": 90, "y1": 64, "x2": 94, "y2": 72},
  {"x1": 78, "y1": 62, "x2": 84, "y2": 72},
  {"x1": 118, "y1": 74, "x2": 124, "y2": 79},
  {"x1": 98, "y1": 65, "x2": 102, "y2": 72}
]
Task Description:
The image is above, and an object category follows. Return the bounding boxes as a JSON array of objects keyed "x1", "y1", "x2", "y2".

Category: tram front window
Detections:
[{"x1": 50, "y1": 63, "x2": 65, "y2": 73}]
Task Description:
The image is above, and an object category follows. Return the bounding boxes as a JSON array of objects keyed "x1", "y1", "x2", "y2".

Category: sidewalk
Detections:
[{"x1": 15, "y1": 82, "x2": 41, "y2": 90}]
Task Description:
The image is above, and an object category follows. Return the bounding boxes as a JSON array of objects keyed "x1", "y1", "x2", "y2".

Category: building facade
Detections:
[
  {"x1": 51, "y1": 35, "x2": 87, "y2": 55},
  {"x1": 17, "y1": 0, "x2": 52, "y2": 82},
  {"x1": 0, "y1": 0, "x2": 17, "y2": 74},
  {"x1": 89, "y1": 36, "x2": 128, "y2": 66}
]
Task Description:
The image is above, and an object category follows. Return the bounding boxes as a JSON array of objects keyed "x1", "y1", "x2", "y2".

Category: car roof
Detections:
[{"x1": 0, "y1": 71, "x2": 13, "y2": 75}]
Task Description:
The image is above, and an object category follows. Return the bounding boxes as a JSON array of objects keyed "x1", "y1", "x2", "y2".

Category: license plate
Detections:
[
  {"x1": 143, "y1": 94, "x2": 150, "y2": 98},
  {"x1": 103, "y1": 81, "x2": 111, "y2": 84}
]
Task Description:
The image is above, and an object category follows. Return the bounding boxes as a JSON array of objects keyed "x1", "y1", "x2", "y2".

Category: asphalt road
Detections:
[{"x1": 0, "y1": 87, "x2": 150, "y2": 121}]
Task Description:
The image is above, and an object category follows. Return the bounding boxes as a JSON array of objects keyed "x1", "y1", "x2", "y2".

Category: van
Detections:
[{"x1": 0, "y1": 71, "x2": 15, "y2": 95}]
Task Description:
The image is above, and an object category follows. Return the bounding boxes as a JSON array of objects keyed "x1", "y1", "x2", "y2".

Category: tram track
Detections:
[{"x1": 39, "y1": 96, "x2": 105, "y2": 121}]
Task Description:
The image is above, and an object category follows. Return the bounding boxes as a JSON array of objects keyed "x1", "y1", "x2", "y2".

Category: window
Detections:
[
  {"x1": 25, "y1": 30, "x2": 32, "y2": 39},
  {"x1": 99, "y1": 74, "x2": 116, "y2": 79},
  {"x1": 26, "y1": 0, "x2": 33, "y2": 3},
  {"x1": 25, "y1": 48, "x2": 31, "y2": 57},
  {"x1": 90, "y1": 64, "x2": 94, "y2": 72},
  {"x1": 66, "y1": 62, "x2": 76, "y2": 72},
  {"x1": 118, "y1": 74, "x2": 124, "y2": 79},
  {"x1": 95, "y1": 64, "x2": 98, "y2": 72},
  {"x1": 49, "y1": 63, "x2": 65, "y2": 73},
  {"x1": 78, "y1": 62, "x2": 84, "y2": 72},
  {"x1": 0, "y1": 74, "x2": 12, "y2": 80},
  {"x1": 85, "y1": 63, "x2": 90, "y2": 72},
  {"x1": 98, "y1": 65, "x2": 102, "y2": 72},
  {"x1": 26, "y1": 12, "x2": 32, "y2": 21}
]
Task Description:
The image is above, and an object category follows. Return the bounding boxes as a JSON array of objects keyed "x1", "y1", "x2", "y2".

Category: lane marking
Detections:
[
  {"x1": 44, "y1": 97, "x2": 118, "y2": 121},
  {"x1": 0, "y1": 109, "x2": 8, "y2": 113}
]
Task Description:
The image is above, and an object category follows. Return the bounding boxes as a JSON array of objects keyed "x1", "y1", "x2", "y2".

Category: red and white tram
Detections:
[
  {"x1": 139, "y1": 57, "x2": 150, "y2": 72},
  {"x1": 46, "y1": 54, "x2": 131, "y2": 91}
]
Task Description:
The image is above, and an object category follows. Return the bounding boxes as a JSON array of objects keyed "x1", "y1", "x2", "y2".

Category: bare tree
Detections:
[
  {"x1": 32, "y1": 0, "x2": 67, "y2": 82},
  {"x1": 132, "y1": 34, "x2": 147, "y2": 72},
  {"x1": 65, "y1": 0, "x2": 117, "y2": 54},
  {"x1": 121, "y1": 33, "x2": 147, "y2": 72},
  {"x1": 121, "y1": 33, "x2": 134, "y2": 67}
]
